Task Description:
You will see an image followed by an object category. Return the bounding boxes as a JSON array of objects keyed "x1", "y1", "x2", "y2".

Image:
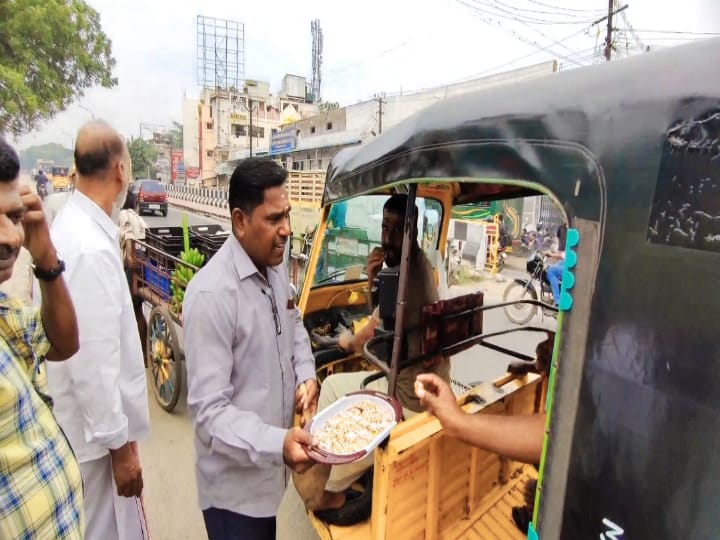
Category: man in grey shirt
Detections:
[{"x1": 183, "y1": 158, "x2": 318, "y2": 540}]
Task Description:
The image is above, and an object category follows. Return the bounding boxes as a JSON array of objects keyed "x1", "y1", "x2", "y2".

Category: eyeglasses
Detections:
[{"x1": 263, "y1": 288, "x2": 282, "y2": 336}]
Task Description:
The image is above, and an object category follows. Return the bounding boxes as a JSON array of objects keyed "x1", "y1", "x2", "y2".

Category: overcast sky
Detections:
[{"x1": 14, "y1": 0, "x2": 720, "y2": 149}]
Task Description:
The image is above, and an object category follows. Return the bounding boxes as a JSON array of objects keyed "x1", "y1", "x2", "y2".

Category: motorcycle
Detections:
[{"x1": 502, "y1": 251, "x2": 559, "y2": 324}]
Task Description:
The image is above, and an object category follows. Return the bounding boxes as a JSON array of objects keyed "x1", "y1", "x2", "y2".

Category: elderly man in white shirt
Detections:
[{"x1": 48, "y1": 121, "x2": 150, "y2": 540}]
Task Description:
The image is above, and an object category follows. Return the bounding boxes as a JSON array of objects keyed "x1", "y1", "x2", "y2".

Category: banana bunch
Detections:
[
  {"x1": 170, "y1": 248, "x2": 205, "y2": 314},
  {"x1": 180, "y1": 247, "x2": 205, "y2": 268}
]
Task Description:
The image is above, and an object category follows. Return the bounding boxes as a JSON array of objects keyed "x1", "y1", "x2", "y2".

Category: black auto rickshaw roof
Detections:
[{"x1": 323, "y1": 37, "x2": 720, "y2": 207}]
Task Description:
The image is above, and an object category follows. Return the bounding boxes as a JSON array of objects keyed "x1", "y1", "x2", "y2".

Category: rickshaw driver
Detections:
[{"x1": 295, "y1": 194, "x2": 452, "y2": 513}]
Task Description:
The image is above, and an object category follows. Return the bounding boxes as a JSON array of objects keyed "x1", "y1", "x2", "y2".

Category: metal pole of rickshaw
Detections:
[{"x1": 387, "y1": 184, "x2": 418, "y2": 397}]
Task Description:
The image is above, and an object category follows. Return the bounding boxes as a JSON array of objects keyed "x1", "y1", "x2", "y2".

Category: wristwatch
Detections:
[{"x1": 32, "y1": 258, "x2": 66, "y2": 281}]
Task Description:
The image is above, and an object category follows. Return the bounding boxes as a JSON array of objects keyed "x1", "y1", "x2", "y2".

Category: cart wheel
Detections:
[{"x1": 148, "y1": 305, "x2": 183, "y2": 412}]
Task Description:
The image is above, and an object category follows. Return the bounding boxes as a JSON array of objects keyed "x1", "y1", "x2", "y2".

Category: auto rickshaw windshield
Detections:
[{"x1": 310, "y1": 195, "x2": 443, "y2": 288}]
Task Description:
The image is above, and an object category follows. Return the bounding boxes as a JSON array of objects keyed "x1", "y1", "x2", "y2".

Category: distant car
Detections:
[{"x1": 129, "y1": 179, "x2": 168, "y2": 216}]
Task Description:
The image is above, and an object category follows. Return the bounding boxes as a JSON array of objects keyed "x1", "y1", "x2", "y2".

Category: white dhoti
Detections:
[{"x1": 80, "y1": 455, "x2": 150, "y2": 540}]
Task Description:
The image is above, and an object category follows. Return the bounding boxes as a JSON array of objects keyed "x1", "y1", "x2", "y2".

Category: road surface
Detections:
[
  {"x1": 138, "y1": 207, "x2": 216, "y2": 540},
  {"x1": 136, "y1": 205, "x2": 555, "y2": 539}
]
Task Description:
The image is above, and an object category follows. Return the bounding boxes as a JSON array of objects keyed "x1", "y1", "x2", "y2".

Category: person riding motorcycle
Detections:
[{"x1": 35, "y1": 169, "x2": 49, "y2": 200}]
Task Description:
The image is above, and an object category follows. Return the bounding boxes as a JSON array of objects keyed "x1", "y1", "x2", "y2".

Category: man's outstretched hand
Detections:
[{"x1": 415, "y1": 373, "x2": 464, "y2": 436}]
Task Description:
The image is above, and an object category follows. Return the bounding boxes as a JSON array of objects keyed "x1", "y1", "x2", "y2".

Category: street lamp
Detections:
[{"x1": 77, "y1": 104, "x2": 95, "y2": 119}]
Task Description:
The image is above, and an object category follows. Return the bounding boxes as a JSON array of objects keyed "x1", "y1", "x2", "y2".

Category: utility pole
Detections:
[
  {"x1": 604, "y1": 0, "x2": 614, "y2": 61},
  {"x1": 376, "y1": 95, "x2": 385, "y2": 134},
  {"x1": 248, "y1": 97, "x2": 253, "y2": 158}
]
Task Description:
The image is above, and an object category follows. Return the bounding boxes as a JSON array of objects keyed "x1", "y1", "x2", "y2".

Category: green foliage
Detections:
[
  {"x1": 0, "y1": 0, "x2": 117, "y2": 136},
  {"x1": 19, "y1": 143, "x2": 73, "y2": 170},
  {"x1": 127, "y1": 137, "x2": 158, "y2": 179},
  {"x1": 318, "y1": 101, "x2": 340, "y2": 112}
]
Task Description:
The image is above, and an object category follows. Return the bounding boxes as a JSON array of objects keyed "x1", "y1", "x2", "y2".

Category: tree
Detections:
[
  {"x1": 318, "y1": 101, "x2": 340, "y2": 112},
  {"x1": 0, "y1": 0, "x2": 117, "y2": 137},
  {"x1": 127, "y1": 137, "x2": 158, "y2": 179},
  {"x1": 19, "y1": 143, "x2": 73, "y2": 170}
]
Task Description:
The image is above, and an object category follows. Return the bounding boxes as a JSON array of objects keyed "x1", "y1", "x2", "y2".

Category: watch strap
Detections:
[{"x1": 33, "y1": 258, "x2": 66, "y2": 281}]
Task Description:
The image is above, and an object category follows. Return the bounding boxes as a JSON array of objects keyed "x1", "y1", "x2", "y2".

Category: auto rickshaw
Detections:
[
  {"x1": 293, "y1": 37, "x2": 720, "y2": 539},
  {"x1": 50, "y1": 166, "x2": 71, "y2": 191}
]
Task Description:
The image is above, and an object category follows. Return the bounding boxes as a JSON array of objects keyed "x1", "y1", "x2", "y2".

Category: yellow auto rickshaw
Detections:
[{"x1": 290, "y1": 37, "x2": 720, "y2": 539}]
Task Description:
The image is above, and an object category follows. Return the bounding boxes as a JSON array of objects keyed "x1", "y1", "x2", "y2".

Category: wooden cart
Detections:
[{"x1": 130, "y1": 239, "x2": 199, "y2": 412}]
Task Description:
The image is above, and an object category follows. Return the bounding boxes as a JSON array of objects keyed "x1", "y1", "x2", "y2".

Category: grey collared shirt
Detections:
[{"x1": 183, "y1": 236, "x2": 316, "y2": 517}]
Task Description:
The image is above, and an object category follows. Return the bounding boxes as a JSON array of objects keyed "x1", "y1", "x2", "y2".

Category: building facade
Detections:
[
  {"x1": 183, "y1": 75, "x2": 319, "y2": 187},
  {"x1": 269, "y1": 60, "x2": 559, "y2": 176},
  {"x1": 189, "y1": 61, "x2": 558, "y2": 186}
]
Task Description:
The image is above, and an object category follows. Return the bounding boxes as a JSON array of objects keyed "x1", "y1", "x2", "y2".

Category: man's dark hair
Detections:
[
  {"x1": 384, "y1": 193, "x2": 419, "y2": 220},
  {"x1": 228, "y1": 158, "x2": 288, "y2": 214},
  {"x1": 74, "y1": 136, "x2": 125, "y2": 176},
  {"x1": 0, "y1": 139, "x2": 20, "y2": 183}
]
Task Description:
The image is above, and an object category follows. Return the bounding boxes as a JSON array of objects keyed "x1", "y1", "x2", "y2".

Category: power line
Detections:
[
  {"x1": 619, "y1": 8, "x2": 646, "y2": 52},
  {"x1": 464, "y1": 0, "x2": 587, "y2": 56},
  {"x1": 491, "y1": 0, "x2": 604, "y2": 18},
  {"x1": 465, "y1": 0, "x2": 597, "y2": 25},
  {"x1": 464, "y1": 0, "x2": 596, "y2": 26},
  {"x1": 639, "y1": 36, "x2": 718, "y2": 42},
  {"x1": 525, "y1": 0, "x2": 606, "y2": 13},
  {"x1": 383, "y1": 25, "x2": 593, "y2": 99},
  {"x1": 632, "y1": 29, "x2": 720, "y2": 36},
  {"x1": 455, "y1": 0, "x2": 586, "y2": 63},
  {"x1": 323, "y1": 41, "x2": 412, "y2": 83},
  {"x1": 560, "y1": 46, "x2": 600, "y2": 60}
]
